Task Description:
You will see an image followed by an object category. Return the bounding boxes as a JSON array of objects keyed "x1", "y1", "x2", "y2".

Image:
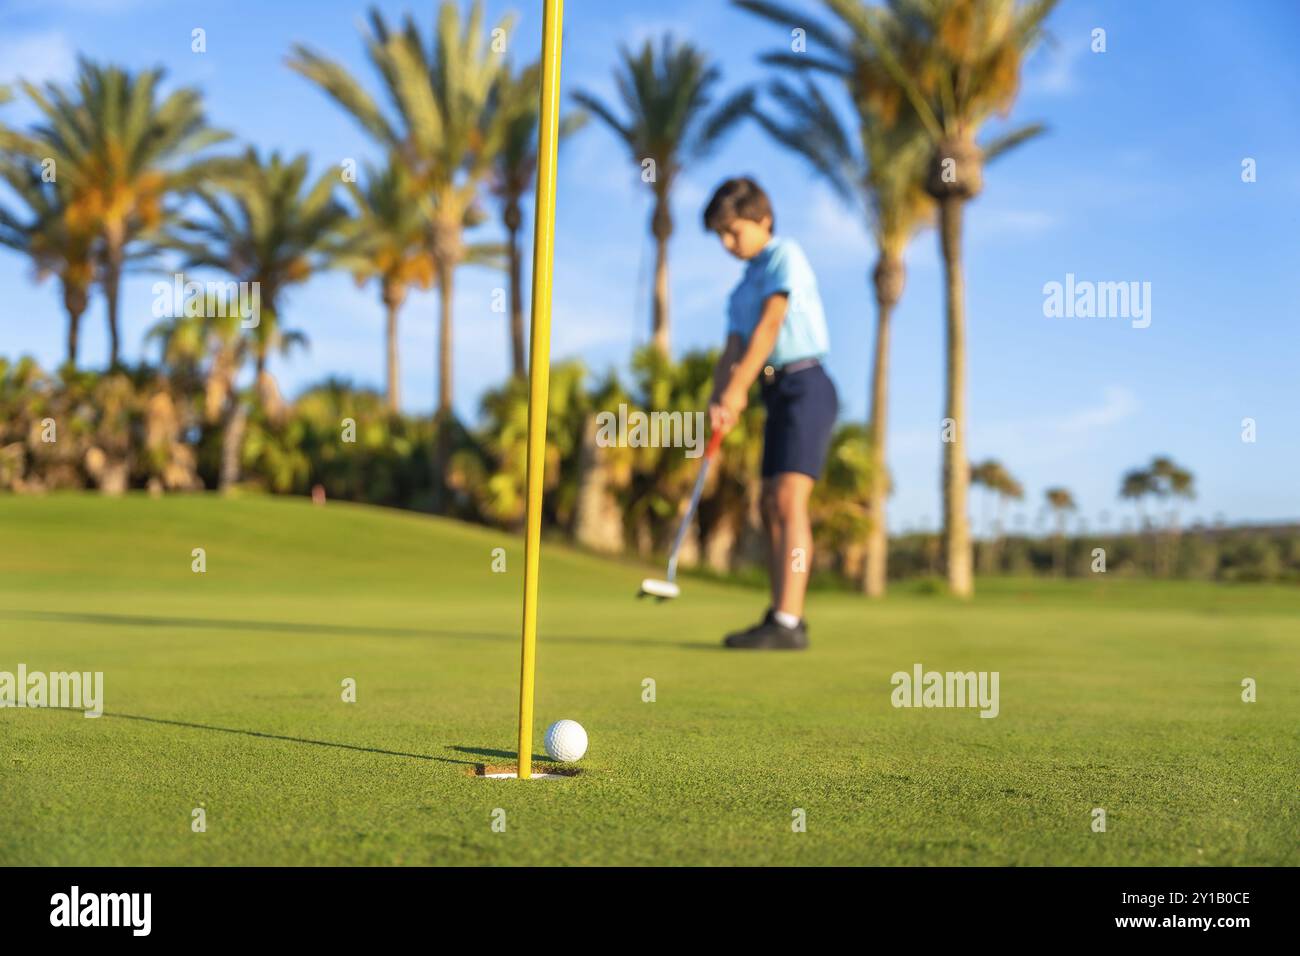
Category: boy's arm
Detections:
[
  {"x1": 709, "y1": 333, "x2": 746, "y2": 401},
  {"x1": 718, "y1": 292, "x2": 788, "y2": 416},
  {"x1": 708, "y1": 333, "x2": 746, "y2": 434}
]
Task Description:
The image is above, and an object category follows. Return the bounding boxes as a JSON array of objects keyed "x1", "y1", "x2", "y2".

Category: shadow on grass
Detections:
[
  {"x1": 49, "y1": 710, "x2": 559, "y2": 767},
  {"x1": 0, "y1": 609, "x2": 714, "y2": 650},
  {"x1": 1, "y1": 609, "x2": 484, "y2": 640},
  {"x1": 439, "y1": 745, "x2": 549, "y2": 767},
  {"x1": 62, "y1": 712, "x2": 557, "y2": 768},
  {"x1": 102, "y1": 712, "x2": 437, "y2": 761}
]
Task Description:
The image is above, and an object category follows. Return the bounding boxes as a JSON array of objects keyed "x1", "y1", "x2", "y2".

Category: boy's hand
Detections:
[
  {"x1": 708, "y1": 401, "x2": 735, "y2": 436},
  {"x1": 712, "y1": 385, "x2": 748, "y2": 435}
]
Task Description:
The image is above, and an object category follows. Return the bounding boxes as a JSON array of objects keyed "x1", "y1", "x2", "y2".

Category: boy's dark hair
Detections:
[{"x1": 702, "y1": 177, "x2": 775, "y2": 232}]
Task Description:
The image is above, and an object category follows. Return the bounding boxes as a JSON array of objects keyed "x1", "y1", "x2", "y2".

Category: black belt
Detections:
[{"x1": 761, "y1": 357, "x2": 820, "y2": 386}]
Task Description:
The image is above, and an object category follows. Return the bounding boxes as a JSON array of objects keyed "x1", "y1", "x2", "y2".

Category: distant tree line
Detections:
[{"x1": 3, "y1": 2, "x2": 1290, "y2": 589}]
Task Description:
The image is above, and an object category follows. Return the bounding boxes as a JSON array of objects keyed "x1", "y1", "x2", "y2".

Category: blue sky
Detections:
[{"x1": 1, "y1": 0, "x2": 1297, "y2": 531}]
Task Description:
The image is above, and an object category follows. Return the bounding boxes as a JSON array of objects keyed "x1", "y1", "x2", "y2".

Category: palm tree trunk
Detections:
[
  {"x1": 1053, "y1": 514, "x2": 1064, "y2": 576},
  {"x1": 103, "y1": 241, "x2": 124, "y2": 368},
  {"x1": 65, "y1": 300, "x2": 84, "y2": 368},
  {"x1": 1168, "y1": 507, "x2": 1182, "y2": 578},
  {"x1": 864, "y1": 253, "x2": 902, "y2": 598},
  {"x1": 219, "y1": 401, "x2": 248, "y2": 493},
  {"x1": 939, "y1": 196, "x2": 973, "y2": 598},
  {"x1": 507, "y1": 217, "x2": 525, "y2": 379},
  {"x1": 993, "y1": 495, "x2": 1008, "y2": 573},
  {"x1": 384, "y1": 291, "x2": 401, "y2": 412},
  {"x1": 977, "y1": 490, "x2": 993, "y2": 575},
  {"x1": 1137, "y1": 502, "x2": 1153, "y2": 575},
  {"x1": 437, "y1": 261, "x2": 454, "y2": 416},
  {"x1": 651, "y1": 196, "x2": 671, "y2": 357},
  {"x1": 572, "y1": 414, "x2": 624, "y2": 554},
  {"x1": 705, "y1": 509, "x2": 739, "y2": 573},
  {"x1": 433, "y1": 260, "x2": 455, "y2": 511}
]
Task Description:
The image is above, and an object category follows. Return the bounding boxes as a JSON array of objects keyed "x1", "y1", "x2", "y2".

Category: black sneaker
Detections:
[
  {"x1": 722, "y1": 608, "x2": 774, "y2": 646},
  {"x1": 723, "y1": 611, "x2": 808, "y2": 650}
]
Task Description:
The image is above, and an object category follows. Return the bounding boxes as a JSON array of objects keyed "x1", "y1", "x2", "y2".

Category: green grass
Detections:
[{"x1": 1, "y1": 493, "x2": 1296, "y2": 866}]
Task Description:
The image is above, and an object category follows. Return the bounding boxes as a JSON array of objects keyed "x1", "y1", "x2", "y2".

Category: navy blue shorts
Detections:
[{"x1": 760, "y1": 362, "x2": 839, "y2": 479}]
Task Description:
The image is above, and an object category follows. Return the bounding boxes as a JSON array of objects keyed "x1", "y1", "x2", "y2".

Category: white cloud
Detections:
[
  {"x1": 883, "y1": 386, "x2": 1141, "y2": 530},
  {"x1": 1058, "y1": 385, "x2": 1139, "y2": 431},
  {"x1": 804, "y1": 189, "x2": 868, "y2": 250},
  {"x1": 975, "y1": 384, "x2": 1139, "y2": 454},
  {"x1": 891, "y1": 385, "x2": 1139, "y2": 459},
  {"x1": 1022, "y1": 33, "x2": 1086, "y2": 97}
]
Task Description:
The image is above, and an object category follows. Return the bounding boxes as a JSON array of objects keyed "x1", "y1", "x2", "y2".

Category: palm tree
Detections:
[
  {"x1": 1045, "y1": 486, "x2": 1076, "y2": 575},
  {"x1": 170, "y1": 148, "x2": 347, "y2": 417},
  {"x1": 991, "y1": 461, "x2": 1023, "y2": 570},
  {"x1": 147, "y1": 304, "x2": 252, "y2": 491},
  {"x1": 489, "y1": 61, "x2": 587, "y2": 379},
  {"x1": 0, "y1": 158, "x2": 97, "y2": 366},
  {"x1": 620, "y1": 346, "x2": 765, "y2": 568},
  {"x1": 970, "y1": 459, "x2": 996, "y2": 535},
  {"x1": 1149, "y1": 456, "x2": 1195, "y2": 511},
  {"x1": 450, "y1": 360, "x2": 594, "y2": 531},
  {"x1": 18, "y1": 59, "x2": 230, "y2": 367},
  {"x1": 811, "y1": 423, "x2": 877, "y2": 581},
  {"x1": 738, "y1": 0, "x2": 935, "y2": 597},
  {"x1": 336, "y1": 161, "x2": 435, "y2": 412},
  {"x1": 856, "y1": 0, "x2": 1057, "y2": 597},
  {"x1": 572, "y1": 36, "x2": 753, "y2": 356},
  {"x1": 288, "y1": 2, "x2": 513, "y2": 424},
  {"x1": 0, "y1": 84, "x2": 28, "y2": 153},
  {"x1": 1119, "y1": 464, "x2": 1156, "y2": 575},
  {"x1": 337, "y1": 160, "x2": 503, "y2": 412},
  {"x1": 0, "y1": 83, "x2": 12, "y2": 146},
  {"x1": 491, "y1": 61, "x2": 541, "y2": 381},
  {"x1": 1119, "y1": 467, "x2": 1153, "y2": 525},
  {"x1": 971, "y1": 458, "x2": 1021, "y2": 573},
  {"x1": 1147, "y1": 456, "x2": 1195, "y2": 576}
]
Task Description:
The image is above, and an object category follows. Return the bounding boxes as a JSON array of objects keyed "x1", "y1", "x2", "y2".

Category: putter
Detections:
[{"x1": 638, "y1": 428, "x2": 725, "y2": 601}]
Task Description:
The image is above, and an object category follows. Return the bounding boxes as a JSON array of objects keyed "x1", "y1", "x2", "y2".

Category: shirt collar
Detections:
[{"x1": 745, "y1": 235, "x2": 778, "y2": 273}]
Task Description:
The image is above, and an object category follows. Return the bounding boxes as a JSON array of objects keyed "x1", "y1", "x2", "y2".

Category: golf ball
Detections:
[{"x1": 543, "y1": 719, "x2": 588, "y2": 762}]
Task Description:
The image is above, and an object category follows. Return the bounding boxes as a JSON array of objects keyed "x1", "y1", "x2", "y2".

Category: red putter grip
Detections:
[{"x1": 704, "y1": 428, "x2": 724, "y2": 459}]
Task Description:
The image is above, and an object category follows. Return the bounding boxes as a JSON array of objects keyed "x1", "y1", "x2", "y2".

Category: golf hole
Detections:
[{"x1": 470, "y1": 763, "x2": 580, "y2": 780}]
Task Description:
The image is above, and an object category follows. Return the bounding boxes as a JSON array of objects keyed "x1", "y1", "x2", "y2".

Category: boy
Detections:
[{"x1": 703, "y1": 177, "x2": 839, "y2": 651}]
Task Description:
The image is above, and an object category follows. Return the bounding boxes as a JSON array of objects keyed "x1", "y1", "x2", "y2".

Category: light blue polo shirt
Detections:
[{"x1": 726, "y1": 236, "x2": 829, "y2": 367}]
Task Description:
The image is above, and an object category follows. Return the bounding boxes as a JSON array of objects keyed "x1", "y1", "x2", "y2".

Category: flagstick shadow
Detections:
[
  {"x1": 445, "y1": 745, "x2": 549, "y2": 765},
  {"x1": 78, "y1": 713, "x2": 555, "y2": 768},
  {"x1": 102, "y1": 711, "x2": 438, "y2": 761}
]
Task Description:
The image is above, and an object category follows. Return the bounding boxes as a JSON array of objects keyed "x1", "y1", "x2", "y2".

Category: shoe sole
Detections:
[{"x1": 723, "y1": 637, "x2": 809, "y2": 651}]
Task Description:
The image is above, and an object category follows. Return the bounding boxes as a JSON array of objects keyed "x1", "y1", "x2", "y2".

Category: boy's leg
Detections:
[
  {"x1": 723, "y1": 471, "x2": 814, "y2": 649},
  {"x1": 761, "y1": 477, "x2": 781, "y2": 611},
  {"x1": 769, "y1": 472, "x2": 815, "y2": 619}
]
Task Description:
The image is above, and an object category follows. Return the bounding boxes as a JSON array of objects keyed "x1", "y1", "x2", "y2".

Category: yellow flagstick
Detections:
[{"x1": 517, "y1": 0, "x2": 565, "y2": 780}]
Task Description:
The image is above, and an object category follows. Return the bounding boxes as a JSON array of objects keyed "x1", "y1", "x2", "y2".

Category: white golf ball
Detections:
[{"x1": 543, "y1": 719, "x2": 588, "y2": 762}]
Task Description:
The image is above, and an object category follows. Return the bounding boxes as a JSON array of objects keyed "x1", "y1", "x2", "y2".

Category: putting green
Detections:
[{"x1": 1, "y1": 494, "x2": 1296, "y2": 865}]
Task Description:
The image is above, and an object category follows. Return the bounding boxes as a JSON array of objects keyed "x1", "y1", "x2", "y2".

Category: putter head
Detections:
[{"x1": 638, "y1": 578, "x2": 680, "y2": 601}]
